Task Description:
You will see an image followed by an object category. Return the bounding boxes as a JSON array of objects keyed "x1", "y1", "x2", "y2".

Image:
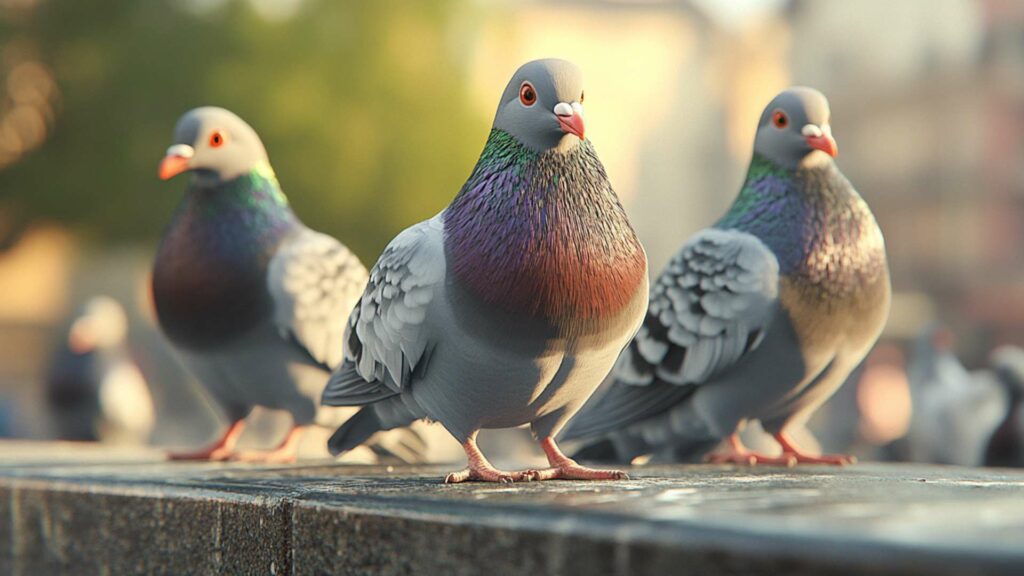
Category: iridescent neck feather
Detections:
[{"x1": 444, "y1": 129, "x2": 646, "y2": 323}]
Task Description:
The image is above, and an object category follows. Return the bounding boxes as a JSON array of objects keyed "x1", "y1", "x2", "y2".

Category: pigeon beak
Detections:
[
  {"x1": 68, "y1": 318, "x2": 96, "y2": 354},
  {"x1": 554, "y1": 102, "x2": 585, "y2": 140},
  {"x1": 159, "y1": 144, "x2": 195, "y2": 180},
  {"x1": 802, "y1": 124, "x2": 838, "y2": 157}
]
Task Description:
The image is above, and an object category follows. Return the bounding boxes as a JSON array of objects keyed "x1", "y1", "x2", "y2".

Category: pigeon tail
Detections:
[
  {"x1": 328, "y1": 407, "x2": 384, "y2": 456},
  {"x1": 369, "y1": 428, "x2": 429, "y2": 464},
  {"x1": 328, "y1": 396, "x2": 421, "y2": 456},
  {"x1": 322, "y1": 362, "x2": 398, "y2": 407}
]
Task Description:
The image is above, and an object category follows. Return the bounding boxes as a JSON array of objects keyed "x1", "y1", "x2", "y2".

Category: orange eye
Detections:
[
  {"x1": 519, "y1": 82, "x2": 537, "y2": 106},
  {"x1": 771, "y1": 110, "x2": 788, "y2": 129},
  {"x1": 209, "y1": 130, "x2": 226, "y2": 148}
]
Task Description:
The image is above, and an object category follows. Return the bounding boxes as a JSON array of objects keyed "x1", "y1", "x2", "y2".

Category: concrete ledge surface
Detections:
[{"x1": 0, "y1": 442, "x2": 1022, "y2": 575}]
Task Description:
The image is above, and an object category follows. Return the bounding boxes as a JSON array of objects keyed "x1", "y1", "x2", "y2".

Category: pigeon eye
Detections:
[
  {"x1": 209, "y1": 130, "x2": 226, "y2": 148},
  {"x1": 519, "y1": 82, "x2": 537, "y2": 107},
  {"x1": 580, "y1": 91, "x2": 585, "y2": 103},
  {"x1": 771, "y1": 110, "x2": 788, "y2": 129}
]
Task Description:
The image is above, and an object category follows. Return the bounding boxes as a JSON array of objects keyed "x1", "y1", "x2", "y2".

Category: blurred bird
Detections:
[
  {"x1": 565, "y1": 87, "x2": 891, "y2": 466},
  {"x1": 984, "y1": 346, "x2": 1024, "y2": 467},
  {"x1": 154, "y1": 107, "x2": 423, "y2": 463},
  {"x1": 46, "y1": 296, "x2": 155, "y2": 444},
  {"x1": 321, "y1": 59, "x2": 649, "y2": 483},
  {"x1": 904, "y1": 326, "x2": 1020, "y2": 467}
]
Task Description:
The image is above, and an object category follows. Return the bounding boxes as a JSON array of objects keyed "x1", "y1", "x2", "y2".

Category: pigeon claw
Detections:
[
  {"x1": 705, "y1": 452, "x2": 797, "y2": 467},
  {"x1": 167, "y1": 446, "x2": 235, "y2": 461},
  {"x1": 443, "y1": 466, "x2": 534, "y2": 484},
  {"x1": 230, "y1": 449, "x2": 298, "y2": 464},
  {"x1": 782, "y1": 452, "x2": 857, "y2": 466},
  {"x1": 532, "y1": 463, "x2": 629, "y2": 481}
]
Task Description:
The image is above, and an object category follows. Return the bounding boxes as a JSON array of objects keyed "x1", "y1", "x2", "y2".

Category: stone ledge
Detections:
[{"x1": 0, "y1": 442, "x2": 1022, "y2": 575}]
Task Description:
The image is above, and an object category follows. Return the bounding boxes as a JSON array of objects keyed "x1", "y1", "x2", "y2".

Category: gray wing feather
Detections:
[
  {"x1": 322, "y1": 215, "x2": 445, "y2": 405},
  {"x1": 268, "y1": 228, "x2": 369, "y2": 370},
  {"x1": 620, "y1": 228, "x2": 779, "y2": 387},
  {"x1": 564, "y1": 228, "x2": 778, "y2": 441}
]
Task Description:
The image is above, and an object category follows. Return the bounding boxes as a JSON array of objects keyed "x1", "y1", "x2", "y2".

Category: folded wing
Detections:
[{"x1": 563, "y1": 228, "x2": 780, "y2": 440}]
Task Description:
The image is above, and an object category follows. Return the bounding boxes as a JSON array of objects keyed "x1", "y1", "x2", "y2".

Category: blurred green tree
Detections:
[{"x1": 0, "y1": 0, "x2": 486, "y2": 260}]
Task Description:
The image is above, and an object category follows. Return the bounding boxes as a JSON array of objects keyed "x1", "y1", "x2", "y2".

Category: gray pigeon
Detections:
[
  {"x1": 564, "y1": 87, "x2": 891, "y2": 466},
  {"x1": 46, "y1": 296, "x2": 155, "y2": 445},
  {"x1": 154, "y1": 107, "x2": 421, "y2": 462},
  {"x1": 905, "y1": 325, "x2": 1014, "y2": 467},
  {"x1": 321, "y1": 59, "x2": 649, "y2": 483}
]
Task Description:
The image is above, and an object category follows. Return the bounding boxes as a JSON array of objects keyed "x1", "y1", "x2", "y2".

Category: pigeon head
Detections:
[
  {"x1": 68, "y1": 296, "x2": 128, "y2": 354},
  {"x1": 158, "y1": 107, "x2": 270, "y2": 185},
  {"x1": 753, "y1": 87, "x2": 838, "y2": 170},
  {"x1": 492, "y1": 58, "x2": 586, "y2": 153}
]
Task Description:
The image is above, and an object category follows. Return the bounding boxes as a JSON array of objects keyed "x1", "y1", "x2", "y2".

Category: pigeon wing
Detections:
[
  {"x1": 322, "y1": 215, "x2": 445, "y2": 406},
  {"x1": 268, "y1": 228, "x2": 369, "y2": 370},
  {"x1": 564, "y1": 228, "x2": 780, "y2": 440}
]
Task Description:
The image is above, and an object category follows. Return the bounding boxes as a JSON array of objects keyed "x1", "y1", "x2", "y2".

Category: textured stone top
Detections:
[{"x1": 0, "y1": 441, "x2": 1022, "y2": 575}]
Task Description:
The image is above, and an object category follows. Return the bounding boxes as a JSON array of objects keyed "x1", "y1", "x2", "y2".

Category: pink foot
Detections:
[
  {"x1": 532, "y1": 462, "x2": 629, "y2": 481},
  {"x1": 167, "y1": 445, "x2": 235, "y2": 461},
  {"x1": 532, "y1": 436, "x2": 628, "y2": 481},
  {"x1": 783, "y1": 452, "x2": 857, "y2": 466},
  {"x1": 231, "y1": 449, "x2": 298, "y2": 464},
  {"x1": 167, "y1": 419, "x2": 246, "y2": 461},
  {"x1": 230, "y1": 425, "x2": 305, "y2": 464},
  {"x1": 705, "y1": 451, "x2": 797, "y2": 466},
  {"x1": 444, "y1": 465, "x2": 535, "y2": 484},
  {"x1": 704, "y1": 433, "x2": 796, "y2": 467},
  {"x1": 443, "y1": 435, "x2": 536, "y2": 483},
  {"x1": 774, "y1": 431, "x2": 857, "y2": 466}
]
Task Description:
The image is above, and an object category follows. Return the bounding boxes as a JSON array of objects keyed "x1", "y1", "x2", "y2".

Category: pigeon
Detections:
[
  {"x1": 903, "y1": 325, "x2": 1018, "y2": 467},
  {"x1": 154, "y1": 107, "x2": 421, "y2": 463},
  {"x1": 564, "y1": 87, "x2": 891, "y2": 466},
  {"x1": 46, "y1": 296, "x2": 155, "y2": 444},
  {"x1": 321, "y1": 59, "x2": 649, "y2": 483},
  {"x1": 984, "y1": 346, "x2": 1024, "y2": 467}
]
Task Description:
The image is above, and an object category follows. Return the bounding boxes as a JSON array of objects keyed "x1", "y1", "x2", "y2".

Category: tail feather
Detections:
[
  {"x1": 328, "y1": 406, "x2": 384, "y2": 456},
  {"x1": 369, "y1": 427, "x2": 429, "y2": 464},
  {"x1": 322, "y1": 362, "x2": 398, "y2": 407}
]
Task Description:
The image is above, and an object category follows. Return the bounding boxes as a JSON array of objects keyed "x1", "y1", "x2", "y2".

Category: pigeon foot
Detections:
[
  {"x1": 531, "y1": 463, "x2": 629, "y2": 481},
  {"x1": 774, "y1": 431, "x2": 857, "y2": 466},
  {"x1": 704, "y1": 432, "x2": 797, "y2": 467},
  {"x1": 444, "y1": 434, "x2": 535, "y2": 483},
  {"x1": 230, "y1": 424, "x2": 307, "y2": 464},
  {"x1": 705, "y1": 451, "x2": 796, "y2": 467},
  {"x1": 533, "y1": 436, "x2": 629, "y2": 481},
  {"x1": 168, "y1": 446, "x2": 236, "y2": 461},
  {"x1": 443, "y1": 465, "x2": 535, "y2": 484},
  {"x1": 167, "y1": 419, "x2": 245, "y2": 461}
]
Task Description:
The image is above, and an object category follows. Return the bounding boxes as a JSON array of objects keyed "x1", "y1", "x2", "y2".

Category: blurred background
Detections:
[{"x1": 1, "y1": 0, "x2": 1022, "y2": 466}]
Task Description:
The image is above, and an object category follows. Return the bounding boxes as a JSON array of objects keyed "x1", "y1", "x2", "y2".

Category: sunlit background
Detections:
[{"x1": 1, "y1": 0, "x2": 1022, "y2": 465}]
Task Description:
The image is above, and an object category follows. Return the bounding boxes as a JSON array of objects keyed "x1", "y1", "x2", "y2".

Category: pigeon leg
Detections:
[
  {"x1": 168, "y1": 419, "x2": 246, "y2": 461},
  {"x1": 774, "y1": 431, "x2": 856, "y2": 465},
  {"x1": 444, "y1": 435, "x2": 534, "y2": 483},
  {"x1": 705, "y1": 433, "x2": 797, "y2": 466},
  {"x1": 232, "y1": 424, "x2": 310, "y2": 463},
  {"x1": 530, "y1": 437, "x2": 629, "y2": 481}
]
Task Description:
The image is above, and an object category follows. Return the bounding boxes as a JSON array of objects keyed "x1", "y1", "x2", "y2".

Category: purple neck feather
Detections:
[{"x1": 444, "y1": 129, "x2": 645, "y2": 323}]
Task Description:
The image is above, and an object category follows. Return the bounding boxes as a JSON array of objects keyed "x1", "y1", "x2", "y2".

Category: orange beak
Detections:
[
  {"x1": 557, "y1": 113, "x2": 585, "y2": 141},
  {"x1": 806, "y1": 134, "x2": 838, "y2": 157},
  {"x1": 159, "y1": 154, "x2": 191, "y2": 180}
]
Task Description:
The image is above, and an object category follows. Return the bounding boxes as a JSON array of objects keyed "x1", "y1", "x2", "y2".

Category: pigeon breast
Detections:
[{"x1": 153, "y1": 171, "x2": 298, "y2": 350}]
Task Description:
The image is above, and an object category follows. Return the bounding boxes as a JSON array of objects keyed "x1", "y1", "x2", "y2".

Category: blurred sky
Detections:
[{"x1": 1, "y1": 0, "x2": 1023, "y2": 441}]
